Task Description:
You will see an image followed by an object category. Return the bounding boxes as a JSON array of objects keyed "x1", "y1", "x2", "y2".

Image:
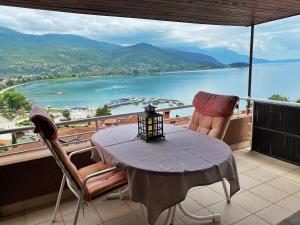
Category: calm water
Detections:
[{"x1": 15, "y1": 62, "x2": 300, "y2": 116}]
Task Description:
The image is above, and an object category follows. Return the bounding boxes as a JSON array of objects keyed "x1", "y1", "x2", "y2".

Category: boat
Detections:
[{"x1": 56, "y1": 91, "x2": 64, "y2": 95}]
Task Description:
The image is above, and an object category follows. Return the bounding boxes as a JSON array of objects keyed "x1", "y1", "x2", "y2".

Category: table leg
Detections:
[
  {"x1": 178, "y1": 203, "x2": 221, "y2": 223},
  {"x1": 170, "y1": 206, "x2": 176, "y2": 225},
  {"x1": 140, "y1": 204, "x2": 149, "y2": 225},
  {"x1": 163, "y1": 207, "x2": 174, "y2": 225},
  {"x1": 222, "y1": 179, "x2": 231, "y2": 203},
  {"x1": 106, "y1": 185, "x2": 129, "y2": 200}
]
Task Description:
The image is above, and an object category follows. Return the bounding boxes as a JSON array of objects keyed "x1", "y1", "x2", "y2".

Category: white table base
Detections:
[
  {"x1": 107, "y1": 185, "x2": 222, "y2": 224},
  {"x1": 141, "y1": 203, "x2": 220, "y2": 225},
  {"x1": 178, "y1": 203, "x2": 221, "y2": 223},
  {"x1": 106, "y1": 186, "x2": 129, "y2": 200}
]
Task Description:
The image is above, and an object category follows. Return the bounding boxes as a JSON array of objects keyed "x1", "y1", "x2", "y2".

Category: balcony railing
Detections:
[
  {"x1": 0, "y1": 104, "x2": 194, "y2": 156},
  {"x1": 2, "y1": 96, "x2": 299, "y2": 158}
]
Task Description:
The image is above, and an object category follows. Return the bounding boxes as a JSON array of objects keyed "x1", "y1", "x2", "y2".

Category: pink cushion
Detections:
[
  {"x1": 189, "y1": 91, "x2": 239, "y2": 140},
  {"x1": 193, "y1": 91, "x2": 239, "y2": 117}
]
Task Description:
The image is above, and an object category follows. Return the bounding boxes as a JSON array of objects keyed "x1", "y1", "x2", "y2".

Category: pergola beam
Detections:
[{"x1": 1, "y1": 0, "x2": 300, "y2": 27}]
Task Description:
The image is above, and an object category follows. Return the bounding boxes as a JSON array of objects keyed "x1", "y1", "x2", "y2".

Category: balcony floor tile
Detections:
[{"x1": 1, "y1": 148, "x2": 300, "y2": 225}]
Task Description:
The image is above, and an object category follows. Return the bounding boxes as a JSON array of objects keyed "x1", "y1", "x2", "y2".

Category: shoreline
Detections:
[
  {"x1": 1, "y1": 65, "x2": 250, "y2": 95},
  {"x1": 0, "y1": 82, "x2": 35, "y2": 95}
]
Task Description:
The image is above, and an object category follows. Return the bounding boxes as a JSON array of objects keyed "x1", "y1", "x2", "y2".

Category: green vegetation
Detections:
[
  {"x1": 0, "y1": 92, "x2": 31, "y2": 119},
  {"x1": 0, "y1": 27, "x2": 223, "y2": 78},
  {"x1": 95, "y1": 105, "x2": 111, "y2": 116},
  {"x1": 6, "y1": 79, "x2": 14, "y2": 86},
  {"x1": 62, "y1": 110, "x2": 71, "y2": 120},
  {"x1": 0, "y1": 143, "x2": 8, "y2": 153},
  {"x1": 16, "y1": 120, "x2": 31, "y2": 127},
  {"x1": 296, "y1": 99, "x2": 300, "y2": 103},
  {"x1": 268, "y1": 94, "x2": 289, "y2": 102}
]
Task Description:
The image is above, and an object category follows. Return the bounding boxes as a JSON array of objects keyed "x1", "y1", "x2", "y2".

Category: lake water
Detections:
[{"x1": 15, "y1": 62, "x2": 300, "y2": 116}]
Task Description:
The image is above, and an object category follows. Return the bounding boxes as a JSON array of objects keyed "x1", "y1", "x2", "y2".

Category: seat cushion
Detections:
[
  {"x1": 188, "y1": 91, "x2": 238, "y2": 140},
  {"x1": 188, "y1": 111, "x2": 230, "y2": 139},
  {"x1": 78, "y1": 162, "x2": 127, "y2": 201}
]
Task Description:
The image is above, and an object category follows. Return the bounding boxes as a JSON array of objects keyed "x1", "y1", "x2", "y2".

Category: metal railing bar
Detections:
[
  {"x1": 254, "y1": 126, "x2": 300, "y2": 139},
  {"x1": 1, "y1": 138, "x2": 91, "y2": 157},
  {"x1": 60, "y1": 138, "x2": 90, "y2": 146},
  {"x1": 1, "y1": 131, "x2": 95, "y2": 149},
  {"x1": 240, "y1": 97, "x2": 300, "y2": 108},
  {"x1": 2, "y1": 146, "x2": 48, "y2": 157},
  {"x1": 2, "y1": 96, "x2": 297, "y2": 156},
  {"x1": 0, "y1": 104, "x2": 194, "y2": 135},
  {"x1": 59, "y1": 131, "x2": 95, "y2": 139},
  {"x1": 4, "y1": 140, "x2": 42, "y2": 148}
]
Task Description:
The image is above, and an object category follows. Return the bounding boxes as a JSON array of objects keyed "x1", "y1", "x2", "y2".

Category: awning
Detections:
[{"x1": 1, "y1": 0, "x2": 300, "y2": 26}]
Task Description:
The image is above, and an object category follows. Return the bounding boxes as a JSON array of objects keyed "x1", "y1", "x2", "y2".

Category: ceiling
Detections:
[{"x1": 1, "y1": 0, "x2": 300, "y2": 26}]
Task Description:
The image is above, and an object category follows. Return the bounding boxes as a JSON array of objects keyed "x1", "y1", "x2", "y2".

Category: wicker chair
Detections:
[
  {"x1": 188, "y1": 91, "x2": 239, "y2": 202},
  {"x1": 29, "y1": 106, "x2": 127, "y2": 225}
]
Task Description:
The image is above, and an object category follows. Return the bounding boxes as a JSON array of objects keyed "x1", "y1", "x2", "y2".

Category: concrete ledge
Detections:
[{"x1": 0, "y1": 190, "x2": 73, "y2": 217}]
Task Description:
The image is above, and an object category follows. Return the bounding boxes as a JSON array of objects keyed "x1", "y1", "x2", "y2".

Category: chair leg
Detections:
[
  {"x1": 222, "y1": 179, "x2": 230, "y2": 203},
  {"x1": 73, "y1": 189, "x2": 85, "y2": 225},
  {"x1": 170, "y1": 205, "x2": 176, "y2": 225},
  {"x1": 52, "y1": 175, "x2": 66, "y2": 222},
  {"x1": 140, "y1": 204, "x2": 149, "y2": 225}
]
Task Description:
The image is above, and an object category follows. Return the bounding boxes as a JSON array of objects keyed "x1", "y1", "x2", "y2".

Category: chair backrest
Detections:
[
  {"x1": 29, "y1": 106, "x2": 82, "y2": 190},
  {"x1": 188, "y1": 91, "x2": 239, "y2": 140}
]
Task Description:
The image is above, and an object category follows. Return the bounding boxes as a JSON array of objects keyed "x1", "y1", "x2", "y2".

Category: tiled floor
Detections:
[{"x1": 1, "y1": 147, "x2": 300, "y2": 225}]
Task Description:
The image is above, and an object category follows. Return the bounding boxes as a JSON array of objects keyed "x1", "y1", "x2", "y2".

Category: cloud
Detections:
[{"x1": 0, "y1": 5, "x2": 300, "y2": 59}]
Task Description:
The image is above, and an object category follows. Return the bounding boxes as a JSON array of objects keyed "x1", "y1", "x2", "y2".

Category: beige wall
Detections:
[{"x1": 223, "y1": 114, "x2": 251, "y2": 149}]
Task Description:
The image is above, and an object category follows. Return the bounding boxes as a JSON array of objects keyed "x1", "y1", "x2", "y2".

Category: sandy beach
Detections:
[{"x1": 0, "y1": 82, "x2": 34, "y2": 95}]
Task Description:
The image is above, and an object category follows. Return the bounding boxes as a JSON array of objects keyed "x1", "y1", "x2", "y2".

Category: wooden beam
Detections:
[{"x1": 0, "y1": 0, "x2": 300, "y2": 26}]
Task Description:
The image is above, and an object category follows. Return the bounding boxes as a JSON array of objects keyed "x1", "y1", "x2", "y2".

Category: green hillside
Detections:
[{"x1": 0, "y1": 27, "x2": 224, "y2": 77}]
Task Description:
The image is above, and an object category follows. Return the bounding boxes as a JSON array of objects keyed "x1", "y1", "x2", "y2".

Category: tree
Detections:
[
  {"x1": 296, "y1": 99, "x2": 300, "y2": 103},
  {"x1": 95, "y1": 105, "x2": 111, "y2": 116},
  {"x1": 6, "y1": 79, "x2": 14, "y2": 86},
  {"x1": 268, "y1": 94, "x2": 289, "y2": 102},
  {"x1": 62, "y1": 110, "x2": 71, "y2": 120},
  {"x1": 0, "y1": 92, "x2": 31, "y2": 113},
  {"x1": 11, "y1": 133, "x2": 17, "y2": 144}
]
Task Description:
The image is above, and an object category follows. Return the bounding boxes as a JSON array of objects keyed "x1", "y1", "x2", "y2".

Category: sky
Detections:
[{"x1": 0, "y1": 6, "x2": 300, "y2": 60}]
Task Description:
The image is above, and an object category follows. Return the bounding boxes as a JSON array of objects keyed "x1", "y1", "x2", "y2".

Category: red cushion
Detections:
[{"x1": 193, "y1": 91, "x2": 239, "y2": 117}]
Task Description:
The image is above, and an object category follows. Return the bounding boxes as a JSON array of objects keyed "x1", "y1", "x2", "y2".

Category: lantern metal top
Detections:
[{"x1": 144, "y1": 104, "x2": 157, "y2": 114}]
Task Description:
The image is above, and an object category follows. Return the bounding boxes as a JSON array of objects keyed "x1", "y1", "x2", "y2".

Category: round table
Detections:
[{"x1": 91, "y1": 124, "x2": 240, "y2": 225}]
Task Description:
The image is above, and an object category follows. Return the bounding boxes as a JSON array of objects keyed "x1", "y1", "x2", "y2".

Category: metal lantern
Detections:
[{"x1": 138, "y1": 104, "x2": 164, "y2": 142}]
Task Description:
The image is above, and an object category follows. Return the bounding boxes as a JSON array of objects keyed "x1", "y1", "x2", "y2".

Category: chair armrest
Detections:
[
  {"x1": 82, "y1": 166, "x2": 118, "y2": 186},
  {"x1": 69, "y1": 146, "x2": 96, "y2": 160}
]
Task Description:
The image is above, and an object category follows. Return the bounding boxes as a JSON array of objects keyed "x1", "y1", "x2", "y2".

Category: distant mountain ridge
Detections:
[
  {"x1": 161, "y1": 44, "x2": 300, "y2": 65},
  {"x1": 0, "y1": 27, "x2": 225, "y2": 77},
  {"x1": 0, "y1": 26, "x2": 299, "y2": 77}
]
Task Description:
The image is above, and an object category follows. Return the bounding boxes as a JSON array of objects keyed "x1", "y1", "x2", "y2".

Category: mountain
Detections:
[
  {"x1": 0, "y1": 27, "x2": 224, "y2": 77},
  {"x1": 229, "y1": 62, "x2": 249, "y2": 68},
  {"x1": 170, "y1": 45, "x2": 270, "y2": 64},
  {"x1": 0, "y1": 27, "x2": 123, "y2": 76},
  {"x1": 112, "y1": 43, "x2": 223, "y2": 72}
]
